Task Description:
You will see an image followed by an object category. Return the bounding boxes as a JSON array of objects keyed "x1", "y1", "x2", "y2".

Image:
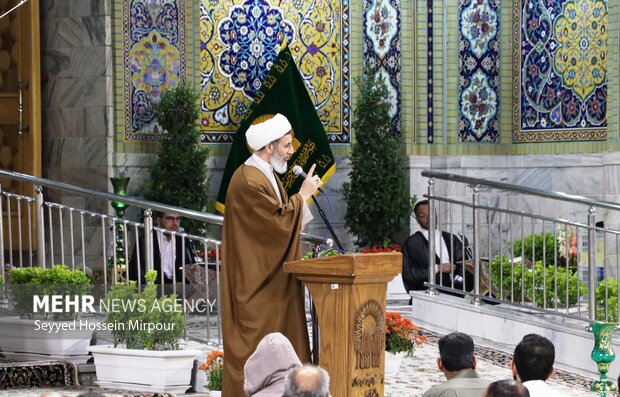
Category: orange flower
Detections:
[
  {"x1": 199, "y1": 350, "x2": 224, "y2": 391},
  {"x1": 385, "y1": 312, "x2": 425, "y2": 356}
]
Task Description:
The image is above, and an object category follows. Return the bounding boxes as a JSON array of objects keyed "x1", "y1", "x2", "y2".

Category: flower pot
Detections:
[
  {"x1": 0, "y1": 317, "x2": 97, "y2": 364},
  {"x1": 208, "y1": 391, "x2": 222, "y2": 397},
  {"x1": 384, "y1": 351, "x2": 405, "y2": 375},
  {"x1": 88, "y1": 344, "x2": 201, "y2": 394}
]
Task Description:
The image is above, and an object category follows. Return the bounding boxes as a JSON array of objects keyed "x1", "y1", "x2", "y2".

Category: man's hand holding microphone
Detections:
[{"x1": 298, "y1": 164, "x2": 322, "y2": 200}]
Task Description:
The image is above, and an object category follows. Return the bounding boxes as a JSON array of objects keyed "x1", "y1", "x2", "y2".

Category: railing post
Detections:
[
  {"x1": 472, "y1": 185, "x2": 481, "y2": 306},
  {"x1": 35, "y1": 185, "x2": 46, "y2": 268},
  {"x1": 427, "y1": 177, "x2": 438, "y2": 295},
  {"x1": 588, "y1": 206, "x2": 596, "y2": 321},
  {"x1": 144, "y1": 208, "x2": 154, "y2": 272}
]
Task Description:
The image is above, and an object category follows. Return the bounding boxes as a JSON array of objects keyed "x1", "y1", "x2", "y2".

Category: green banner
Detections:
[{"x1": 215, "y1": 46, "x2": 336, "y2": 213}]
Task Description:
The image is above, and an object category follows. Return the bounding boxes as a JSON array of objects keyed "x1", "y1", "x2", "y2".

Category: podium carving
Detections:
[
  {"x1": 354, "y1": 300, "x2": 385, "y2": 370},
  {"x1": 284, "y1": 252, "x2": 401, "y2": 397}
]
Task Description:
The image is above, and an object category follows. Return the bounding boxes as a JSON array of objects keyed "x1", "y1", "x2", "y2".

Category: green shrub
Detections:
[
  {"x1": 595, "y1": 277, "x2": 618, "y2": 323},
  {"x1": 142, "y1": 83, "x2": 211, "y2": 233},
  {"x1": 8, "y1": 265, "x2": 91, "y2": 321},
  {"x1": 342, "y1": 72, "x2": 414, "y2": 247},
  {"x1": 102, "y1": 270, "x2": 185, "y2": 350},
  {"x1": 489, "y1": 255, "x2": 586, "y2": 307},
  {"x1": 102, "y1": 279, "x2": 140, "y2": 348},
  {"x1": 509, "y1": 232, "x2": 558, "y2": 266}
]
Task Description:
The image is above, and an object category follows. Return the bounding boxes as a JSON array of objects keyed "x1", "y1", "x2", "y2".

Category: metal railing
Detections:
[
  {"x1": 422, "y1": 170, "x2": 620, "y2": 324},
  {"x1": 0, "y1": 169, "x2": 327, "y2": 346}
]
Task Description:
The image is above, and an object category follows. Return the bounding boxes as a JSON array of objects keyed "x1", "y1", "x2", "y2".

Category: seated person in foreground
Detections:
[
  {"x1": 484, "y1": 380, "x2": 530, "y2": 397},
  {"x1": 402, "y1": 199, "x2": 473, "y2": 297},
  {"x1": 243, "y1": 332, "x2": 302, "y2": 396},
  {"x1": 511, "y1": 334, "x2": 564, "y2": 397},
  {"x1": 128, "y1": 211, "x2": 195, "y2": 284},
  {"x1": 423, "y1": 332, "x2": 491, "y2": 397}
]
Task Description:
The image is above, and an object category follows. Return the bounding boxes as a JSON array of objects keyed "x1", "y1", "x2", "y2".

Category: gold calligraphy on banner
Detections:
[
  {"x1": 245, "y1": 52, "x2": 292, "y2": 122},
  {"x1": 282, "y1": 141, "x2": 317, "y2": 190}
]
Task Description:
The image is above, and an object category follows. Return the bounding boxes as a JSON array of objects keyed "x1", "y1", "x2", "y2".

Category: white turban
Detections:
[{"x1": 246, "y1": 113, "x2": 292, "y2": 151}]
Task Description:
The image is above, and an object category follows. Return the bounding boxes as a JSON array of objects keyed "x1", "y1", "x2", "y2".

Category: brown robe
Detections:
[{"x1": 221, "y1": 164, "x2": 311, "y2": 397}]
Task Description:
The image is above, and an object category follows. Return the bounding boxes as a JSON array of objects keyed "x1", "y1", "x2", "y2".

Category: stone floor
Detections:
[
  {"x1": 0, "y1": 304, "x2": 608, "y2": 397},
  {"x1": 385, "y1": 328, "x2": 598, "y2": 397}
]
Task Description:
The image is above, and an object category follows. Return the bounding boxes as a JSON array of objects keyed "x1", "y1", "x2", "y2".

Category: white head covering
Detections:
[
  {"x1": 246, "y1": 113, "x2": 292, "y2": 151},
  {"x1": 243, "y1": 332, "x2": 301, "y2": 396}
]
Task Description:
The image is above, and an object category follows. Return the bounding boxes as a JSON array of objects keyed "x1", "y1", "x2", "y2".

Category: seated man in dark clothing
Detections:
[
  {"x1": 402, "y1": 199, "x2": 473, "y2": 298},
  {"x1": 128, "y1": 211, "x2": 195, "y2": 284}
]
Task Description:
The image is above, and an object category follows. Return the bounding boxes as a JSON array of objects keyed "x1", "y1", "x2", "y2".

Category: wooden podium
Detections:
[{"x1": 284, "y1": 252, "x2": 401, "y2": 397}]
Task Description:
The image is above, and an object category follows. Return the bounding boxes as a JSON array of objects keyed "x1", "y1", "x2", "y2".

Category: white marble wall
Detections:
[
  {"x1": 40, "y1": 0, "x2": 113, "y2": 268},
  {"x1": 41, "y1": 0, "x2": 113, "y2": 198},
  {"x1": 408, "y1": 153, "x2": 620, "y2": 279}
]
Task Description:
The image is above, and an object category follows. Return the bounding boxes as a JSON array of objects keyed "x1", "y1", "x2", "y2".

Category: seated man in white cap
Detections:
[{"x1": 220, "y1": 113, "x2": 323, "y2": 397}]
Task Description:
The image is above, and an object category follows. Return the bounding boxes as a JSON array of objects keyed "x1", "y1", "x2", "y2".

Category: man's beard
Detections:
[{"x1": 270, "y1": 151, "x2": 288, "y2": 174}]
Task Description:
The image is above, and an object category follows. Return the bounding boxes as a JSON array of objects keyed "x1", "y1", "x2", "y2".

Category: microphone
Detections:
[
  {"x1": 292, "y1": 165, "x2": 306, "y2": 177},
  {"x1": 292, "y1": 165, "x2": 344, "y2": 252},
  {"x1": 292, "y1": 165, "x2": 323, "y2": 192}
]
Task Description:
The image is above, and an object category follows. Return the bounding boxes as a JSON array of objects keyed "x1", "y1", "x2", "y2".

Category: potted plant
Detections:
[
  {"x1": 88, "y1": 270, "x2": 200, "y2": 393},
  {"x1": 384, "y1": 312, "x2": 426, "y2": 374},
  {"x1": 198, "y1": 349, "x2": 224, "y2": 395},
  {"x1": 0, "y1": 265, "x2": 95, "y2": 363},
  {"x1": 141, "y1": 83, "x2": 211, "y2": 234},
  {"x1": 342, "y1": 71, "x2": 415, "y2": 249}
]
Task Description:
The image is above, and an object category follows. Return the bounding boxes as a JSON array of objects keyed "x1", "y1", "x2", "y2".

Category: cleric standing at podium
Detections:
[{"x1": 220, "y1": 114, "x2": 323, "y2": 397}]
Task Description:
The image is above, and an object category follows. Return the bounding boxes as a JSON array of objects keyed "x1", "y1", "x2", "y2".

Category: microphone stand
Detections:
[
  {"x1": 311, "y1": 195, "x2": 344, "y2": 252},
  {"x1": 308, "y1": 192, "x2": 344, "y2": 364}
]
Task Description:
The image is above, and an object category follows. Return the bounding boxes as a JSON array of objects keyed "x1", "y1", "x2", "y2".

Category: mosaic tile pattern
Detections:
[
  {"x1": 199, "y1": 0, "x2": 351, "y2": 144},
  {"x1": 512, "y1": 0, "x2": 608, "y2": 143},
  {"x1": 122, "y1": 0, "x2": 186, "y2": 141},
  {"x1": 362, "y1": 0, "x2": 401, "y2": 136},
  {"x1": 458, "y1": 0, "x2": 500, "y2": 143}
]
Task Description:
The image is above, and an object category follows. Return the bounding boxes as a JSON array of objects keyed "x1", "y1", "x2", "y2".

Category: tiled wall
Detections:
[
  {"x1": 409, "y1": 0, "x2": 620, "y2": 156},
  {"x1": 37, "y1": 0, "x2": 620, "y2": 252}
]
